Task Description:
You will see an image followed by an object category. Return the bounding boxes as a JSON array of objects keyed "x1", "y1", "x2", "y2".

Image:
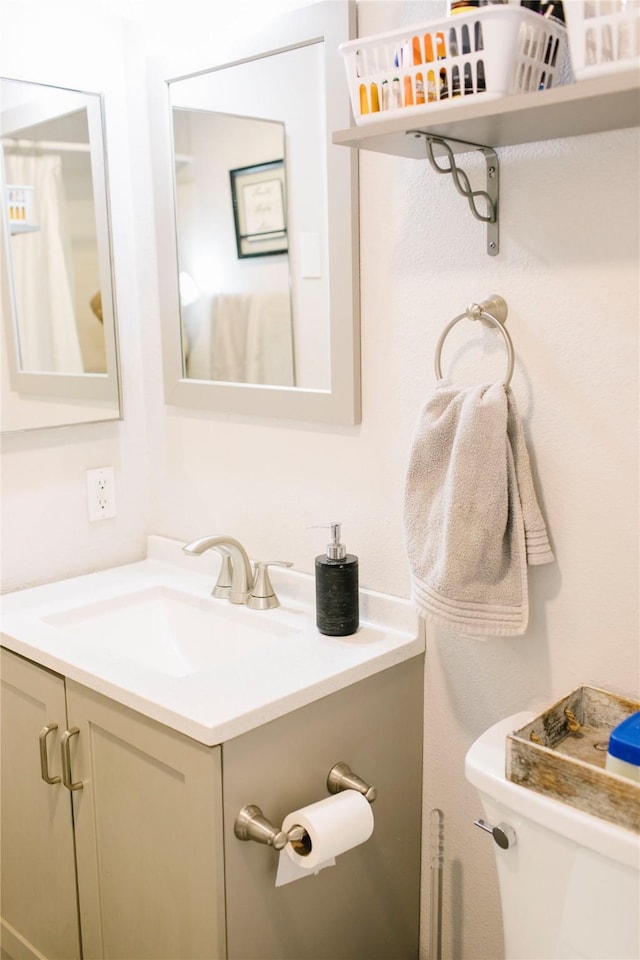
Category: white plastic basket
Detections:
[
  {"x1": 564, "y1": 0, "x2": 640, "y2": 79},
  {"x1": 5, "y1": 185, "x2": 33, "y2": 225},
  {"x1": 339, "y1": 6, "x2": 569, "y2": 125}
]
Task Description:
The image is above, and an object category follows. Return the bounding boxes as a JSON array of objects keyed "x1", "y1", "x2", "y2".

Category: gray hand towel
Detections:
[{"x1": 403, "y1": 380, "x2": 554, "y2": 636}]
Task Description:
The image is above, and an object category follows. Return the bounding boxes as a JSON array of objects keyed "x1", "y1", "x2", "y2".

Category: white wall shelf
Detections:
[
  {"x1": 332, "y1": 68, "x2": 639, "y2": 255},
  {"x1": 332, "y1": 68, "x2": 640, "y2": 159}
]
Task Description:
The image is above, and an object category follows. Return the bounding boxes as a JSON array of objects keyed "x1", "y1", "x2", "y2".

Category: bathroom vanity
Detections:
[{"x1": 0, "y1": 537, "x2": 424, "y2": 960}]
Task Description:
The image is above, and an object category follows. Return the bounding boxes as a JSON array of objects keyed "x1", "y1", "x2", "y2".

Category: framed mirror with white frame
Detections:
[
  {"x1": 148, "y1": 0, "x2": 360, "y2": 425},
  {"x1": 0, "y1": 77, "x2": 121, "y2": 433}
]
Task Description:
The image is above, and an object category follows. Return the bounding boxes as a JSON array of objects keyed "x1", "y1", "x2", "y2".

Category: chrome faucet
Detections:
[{"x1": 183, "y1": 535, "x2": 254, "y2": 604}]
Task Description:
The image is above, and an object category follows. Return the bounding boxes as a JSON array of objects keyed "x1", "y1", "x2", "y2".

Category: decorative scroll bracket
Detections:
[{"x1": 408, "y1": 131, "x2": 499, "y2": 257}]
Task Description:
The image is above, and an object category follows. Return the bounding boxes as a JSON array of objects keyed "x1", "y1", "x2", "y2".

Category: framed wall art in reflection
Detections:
[{"x1": 229, "y1": 159, "x2": 287, "y2": 258}]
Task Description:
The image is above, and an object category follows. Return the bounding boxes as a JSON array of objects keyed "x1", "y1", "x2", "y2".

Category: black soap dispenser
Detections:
[{"x1": 315, "y1": 522, "x2": 359, "y2": 636}]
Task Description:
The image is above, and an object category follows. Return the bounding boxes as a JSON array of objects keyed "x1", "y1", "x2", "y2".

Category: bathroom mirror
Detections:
[
  {"x1": 149, "y1": 0, "x2": 360, "y2": 424},
  {"x1": 0, "y1": 78, "x2": 121, "y2": 433}
]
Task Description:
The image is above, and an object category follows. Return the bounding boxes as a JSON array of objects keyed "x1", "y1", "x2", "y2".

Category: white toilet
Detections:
[{"x1": 465, "y1": 712, "x2": 640, "y2": 960}]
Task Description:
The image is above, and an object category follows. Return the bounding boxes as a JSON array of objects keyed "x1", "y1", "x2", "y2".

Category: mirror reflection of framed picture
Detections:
[{"x1": 229, "y1": 159, "x2": 288, "y2": 259}]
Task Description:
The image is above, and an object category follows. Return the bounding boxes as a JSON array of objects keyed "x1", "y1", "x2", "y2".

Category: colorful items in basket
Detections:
[
  {"x1": 340, "y1": 5, "x2": 568, "y2": 125},
  {"x1": 358, "y1": 29, "x2": 476, "y2": 117}
]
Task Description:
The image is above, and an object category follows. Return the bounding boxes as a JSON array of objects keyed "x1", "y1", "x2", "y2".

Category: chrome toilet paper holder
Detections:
[{"x1": 234, "y1": 762, "x2": 377, "y2": 850}]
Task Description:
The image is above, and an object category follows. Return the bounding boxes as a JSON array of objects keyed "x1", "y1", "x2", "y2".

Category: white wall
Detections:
[{"x1": 1, "y1": 2, "x2": 638, "y2": 958}]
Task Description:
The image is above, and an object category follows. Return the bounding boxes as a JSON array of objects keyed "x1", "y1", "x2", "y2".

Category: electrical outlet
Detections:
[{"x1": 86, "y1": 467, "x2": 116, "y2": 522}]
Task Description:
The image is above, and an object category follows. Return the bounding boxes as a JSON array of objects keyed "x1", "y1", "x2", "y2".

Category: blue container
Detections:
[{"x1": 606, "y1": 711, "x2": 640, "y2": 781}]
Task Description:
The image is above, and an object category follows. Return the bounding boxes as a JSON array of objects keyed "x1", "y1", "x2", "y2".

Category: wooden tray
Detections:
[{"x1": 506, "y1": 685, "x2": 640, "y2": 833}]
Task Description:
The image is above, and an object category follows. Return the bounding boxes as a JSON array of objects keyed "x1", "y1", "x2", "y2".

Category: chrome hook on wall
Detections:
[{"x1": 408, "y1": 131, "x2": 499, "y2": 257}]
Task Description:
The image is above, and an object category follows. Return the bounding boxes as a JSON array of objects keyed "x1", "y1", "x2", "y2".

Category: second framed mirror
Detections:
[{"x1": 149, "y1": 0, "x2": 360, "y2": 425}]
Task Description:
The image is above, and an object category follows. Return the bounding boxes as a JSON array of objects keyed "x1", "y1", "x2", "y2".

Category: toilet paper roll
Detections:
[{"x1": 281, "y1": 790, "x2": 374, "y2": 871}]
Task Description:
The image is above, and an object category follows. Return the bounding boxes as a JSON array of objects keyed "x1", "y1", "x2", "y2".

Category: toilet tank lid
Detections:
[{"x1": 608, "y1": 711, "x2": 640, "y2": 767}]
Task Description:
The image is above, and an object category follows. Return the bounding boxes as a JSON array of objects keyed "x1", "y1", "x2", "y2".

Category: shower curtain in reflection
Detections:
[
  {"x1": 4, "y1": 152, "x2": 83, "y2": 373},
  {"x1": 185, "y1": 292, "x2": 294, "y2": 386}
]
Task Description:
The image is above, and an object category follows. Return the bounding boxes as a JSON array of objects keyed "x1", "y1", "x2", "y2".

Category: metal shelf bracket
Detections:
[{"x1": 409, "y1": 131, "x2": 499, "y2": 256}]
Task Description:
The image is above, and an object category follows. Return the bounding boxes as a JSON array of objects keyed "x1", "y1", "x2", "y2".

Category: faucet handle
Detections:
[
  {"x1": 211, "y1": 547, "x2": 233, "y2": 599},
  {"x1": 247, "y1": 561, "x2": 293, "y2": 610}
]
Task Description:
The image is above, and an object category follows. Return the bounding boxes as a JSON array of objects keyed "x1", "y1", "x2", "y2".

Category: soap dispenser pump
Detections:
[{"x1": 315, "y1": 522, "x2": 359, "y2": 636}]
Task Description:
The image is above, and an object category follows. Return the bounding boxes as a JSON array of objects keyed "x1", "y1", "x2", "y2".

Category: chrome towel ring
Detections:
[{"x1": 435, "y1": 295, "x2": 514, "y2": 388}]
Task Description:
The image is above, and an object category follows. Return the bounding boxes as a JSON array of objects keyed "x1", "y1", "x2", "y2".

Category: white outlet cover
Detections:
[{"x1": 86, "y1": 467, "x2": 116, "y2": 522}]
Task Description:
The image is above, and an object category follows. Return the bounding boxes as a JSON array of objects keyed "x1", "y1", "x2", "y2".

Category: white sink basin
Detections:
[
  {"x1": 43, "y1": 586, "x2": 299, "y2": 678},
  {"x1": 0, "y1": 535, "x2": 422, "y2": 745}
]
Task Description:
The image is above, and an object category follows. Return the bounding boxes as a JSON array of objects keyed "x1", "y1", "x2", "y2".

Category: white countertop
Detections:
[{"x1": 0, "y1": 536, "x2": 423, "y2": 746}]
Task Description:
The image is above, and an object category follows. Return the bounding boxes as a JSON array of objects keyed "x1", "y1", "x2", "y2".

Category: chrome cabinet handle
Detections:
[
  {"x1": 39, "y1": 723, "x2": 61, "y2": 785},
  {"x1": 61, "y1": 727, "x2": 83, "y2": 791},
  {"x1": 473, "y1": 818, "x2": 516, "y2": 850}
]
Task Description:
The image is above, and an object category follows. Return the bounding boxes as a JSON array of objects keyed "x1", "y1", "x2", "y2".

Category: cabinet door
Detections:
[
  {"x1": 65, "y1": 680, "x2": 226, "y2": 960},
  {"x1": 0, "y1": 649, "x2": 81, "y2": 960}
]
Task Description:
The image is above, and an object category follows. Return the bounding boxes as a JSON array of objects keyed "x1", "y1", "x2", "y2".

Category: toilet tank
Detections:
[{"x1": 466, "y1": 713, "x2": 640, "y2": 960}]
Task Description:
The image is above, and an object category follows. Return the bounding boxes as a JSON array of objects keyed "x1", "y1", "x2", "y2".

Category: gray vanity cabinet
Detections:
[{"x1": 1, "y1": 646, "x2": 423, "y2": 960}]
